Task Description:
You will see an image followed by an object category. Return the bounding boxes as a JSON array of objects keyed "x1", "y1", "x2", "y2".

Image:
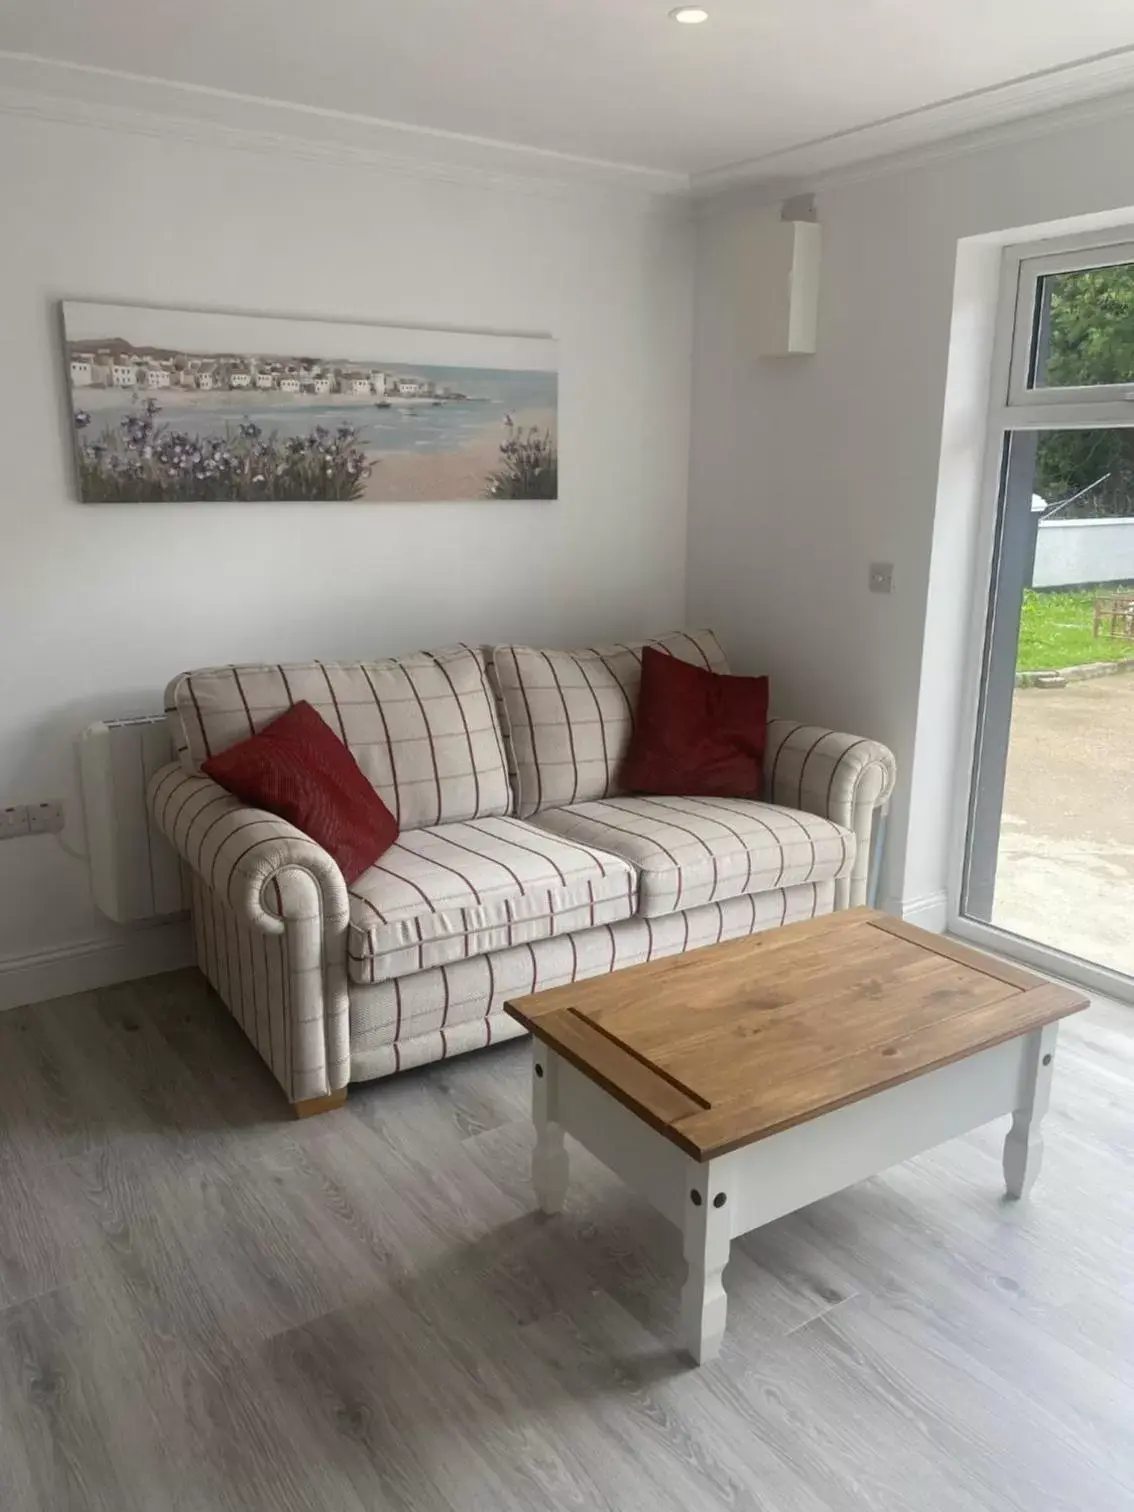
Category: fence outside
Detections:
[{"x1": 1032, "y1": 516, "x2": 1134, "y2": 590}]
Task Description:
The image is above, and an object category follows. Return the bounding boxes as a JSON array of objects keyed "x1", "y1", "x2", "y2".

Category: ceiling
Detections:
[{"x1": 3, "y1": 0, "x2": 1134, "y2": 186}]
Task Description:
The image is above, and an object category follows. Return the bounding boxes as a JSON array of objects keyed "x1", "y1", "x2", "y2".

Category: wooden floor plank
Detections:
[{"x1": 0, "y1": 966, "x2": 1128, "y2": 1512}]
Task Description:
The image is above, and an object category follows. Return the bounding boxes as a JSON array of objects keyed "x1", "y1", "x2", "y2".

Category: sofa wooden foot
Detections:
[{"x1": 292, "y1": 1088, "x2": 348, "y2": 1119}]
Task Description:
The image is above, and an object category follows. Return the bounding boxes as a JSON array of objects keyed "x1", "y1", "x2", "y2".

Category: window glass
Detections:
[{"x1": 1031, "y1": 262, "x2": 1134, "y2": 389}]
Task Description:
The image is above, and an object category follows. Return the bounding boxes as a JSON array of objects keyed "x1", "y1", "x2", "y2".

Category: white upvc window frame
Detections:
[
  {"x1": 1006, "y1": 236, "x2": 1134, "y2": 425},
  {"x1": 948, "y1": 223, "x2": 1134, "y2": 1005}
]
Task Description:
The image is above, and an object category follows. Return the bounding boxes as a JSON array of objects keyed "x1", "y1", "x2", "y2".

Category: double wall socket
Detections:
[
  {"x1": 0, "y1": 801, "x2": 64, "y2": 840},
  {"x1": 0, "y1": 806, "x2": 30, "y2": 839}
]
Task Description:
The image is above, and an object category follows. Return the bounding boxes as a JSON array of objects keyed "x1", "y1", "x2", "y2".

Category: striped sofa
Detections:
[{"x1": 147, "y1": 631, "x2": 896, "y2": 1115}]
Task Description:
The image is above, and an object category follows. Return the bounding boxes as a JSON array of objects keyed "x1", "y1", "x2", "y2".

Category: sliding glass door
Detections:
[{"x1": 960, "y1": 239, "x2": 1134, "y2": 996}]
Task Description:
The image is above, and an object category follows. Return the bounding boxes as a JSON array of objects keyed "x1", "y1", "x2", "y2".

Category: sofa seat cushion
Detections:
[
  {"x1": 528, "y1": 795, "x2": 855, "y2": 918},
  {"x1": 347, "y1": 883, "x2": 837, "y2": 1079},
  {"x1": 347, "y1": 816, "x2": 636, "y2": 984}
]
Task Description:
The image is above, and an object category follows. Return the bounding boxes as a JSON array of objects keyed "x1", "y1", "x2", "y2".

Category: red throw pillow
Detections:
[
  {"x1": 202, "y1": 701, "x2": 398, "y2": 883},
  {"x1": 620, "y1": 647, "x2": 769, "y2": 799}
]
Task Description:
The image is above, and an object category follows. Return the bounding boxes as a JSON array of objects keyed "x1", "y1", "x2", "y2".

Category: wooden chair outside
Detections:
[{"x1": 1092, "y1": 593, "x2": 1134, "y2": 642}]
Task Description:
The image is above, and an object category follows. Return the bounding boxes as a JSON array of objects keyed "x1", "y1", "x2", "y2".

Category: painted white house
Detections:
[
  {"x1": 395, "y1": 378, "x2": 429, "y2": 396},
  {"x1": 111, "y1": 364, "x2": 138, "y2": 387},
  {"x1": 196, "y1": 372, "x2": 214, "y2": 390},
  {"x1": 255, "y1": 372, "x2": 275, "y2": 390},
  {"x1": 144, "y1": 368, "x2": 171, "y2": 388},
  {"x1": 370, "y1": 371, "x2": 389, "y2": 396},
  {"x1": 279, "y1": 376, "x2": 301, "y2": 393},
  {"x1": 230, "y1": 372, "x2": 251, "y2": 388},
  {"x1": 343, "y1": 374, "x2": 372, "y2": 395},
  {"x1": 311, "y1": 376, "x2": 332, "y2": 395},
  {"x1": 70, "y1": 360, "x2": 92, "y2": 387}
]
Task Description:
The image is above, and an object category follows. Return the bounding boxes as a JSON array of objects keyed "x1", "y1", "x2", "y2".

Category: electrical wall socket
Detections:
[
  {"x1": 26, "y1": 800, "x2": 64, "y2": 835},
  {"x1": 0, "y1": 805, "x2": 31, "y2": 840},
  {"x1": 0, "y1": 802, "x2": 64, "y2": 839}
]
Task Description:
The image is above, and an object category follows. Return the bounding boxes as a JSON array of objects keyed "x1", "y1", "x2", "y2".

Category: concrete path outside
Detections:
[{"x1": 992, "y1": 675, "x2": 1134, "y2": 978}]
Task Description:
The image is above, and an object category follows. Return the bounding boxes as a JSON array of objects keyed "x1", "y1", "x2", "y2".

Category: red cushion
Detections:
[
  {"x1": 620, "y1": 646, "x2": 769, "y2": 799},
  {"x1": 202, "y1": 701, "x2": 398, "y2": 883}
]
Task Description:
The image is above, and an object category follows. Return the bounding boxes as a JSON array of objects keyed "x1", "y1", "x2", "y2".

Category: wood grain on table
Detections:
[{"x1": 505, "y1": 908, "x2": 1089, "y2": 1160}]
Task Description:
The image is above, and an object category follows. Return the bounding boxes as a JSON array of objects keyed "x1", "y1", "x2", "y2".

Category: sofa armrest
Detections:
[
  {"x1": 147, "y1": 762, "x2": 350, "y2": 1104},
  {"x1": 765, "y1": 722, "x2": 897, "y2": 907}
]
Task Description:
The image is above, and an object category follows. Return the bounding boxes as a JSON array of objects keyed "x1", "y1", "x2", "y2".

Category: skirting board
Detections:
[
  {"x1": 878, "y1": 891, "x2": 949, "y2": 932},
  {"x1": 0, "y1": 918, "x2": 194, "y2": 1012}
]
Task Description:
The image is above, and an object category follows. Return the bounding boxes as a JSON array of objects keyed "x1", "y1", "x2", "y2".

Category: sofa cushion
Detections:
[
  {"x1": 166, "y1": 645, "x2": 511, "y2": 832},
  {"x1": 621, "y1": 646, "x2": 770, "y2": 799},
  {"x1": 529, "y1": 794, "x2": 854, "y2": 918},
  {"x1": 489, "y1": 629, "x2": 728, "y2": 819},
  {"x1": 201, "y1": 700, "x2": 399, "y2": 883},
  {"x1": 347, "y1": 815, "x2": 637, "y2": 984}
]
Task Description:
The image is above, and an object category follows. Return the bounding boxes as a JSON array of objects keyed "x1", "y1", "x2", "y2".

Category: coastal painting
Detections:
[{"x1": 61, "y1": 301, "x2": 558, "y2": 503}]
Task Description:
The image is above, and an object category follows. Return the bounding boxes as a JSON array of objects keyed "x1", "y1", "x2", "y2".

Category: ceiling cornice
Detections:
[
  {"x1": 0, "y1": 52, "x2": 691, "y2": 207},
  {"x1": 6, "y1": 46, "x2": 1134, "y2": 213},
  {"x1": 691, "y1": 44, "x2": 1134, "y2": 197}
]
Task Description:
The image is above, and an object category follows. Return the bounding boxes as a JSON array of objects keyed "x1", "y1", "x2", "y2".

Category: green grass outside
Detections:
[{"x1": 1017, "y1": 587, "x2": 1134, "y2": 673}]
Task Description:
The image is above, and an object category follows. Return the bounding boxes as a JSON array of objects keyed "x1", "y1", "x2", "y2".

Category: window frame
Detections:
[
  {"x1": 1007, "y1": 237, "x2": 1134, "y2": 417},
  {"x1": 947, "y1": 224, "x2": 1134, "y2": 1005}
]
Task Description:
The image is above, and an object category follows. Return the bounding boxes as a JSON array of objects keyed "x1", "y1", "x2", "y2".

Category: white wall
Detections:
[
  {"x1": 0, "y1": 113, "x2": 693, "y2": 1005},
  {"x1": 1033, "y1": 517, "x2": 1134, "y2": 589},
  {"x1": 688, "y1": 108, "x2": 1134, "y2": 923}
]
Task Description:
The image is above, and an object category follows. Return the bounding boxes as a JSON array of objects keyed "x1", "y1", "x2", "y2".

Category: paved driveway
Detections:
[{"x1": 993, "y1": 674, "x2": 1134, "y2": 978}]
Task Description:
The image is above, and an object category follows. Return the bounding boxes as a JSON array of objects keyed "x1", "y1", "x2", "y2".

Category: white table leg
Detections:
[
  {"x1": 1003, "y1": 1021, "x2": 1058, "y2": 1200},
  {"x1": 680, "y1": 1169, "x2": 731, "y2": 1364},
  {"x1": 532, "y1": 1045, "x2": 569, "y2": 1215}
]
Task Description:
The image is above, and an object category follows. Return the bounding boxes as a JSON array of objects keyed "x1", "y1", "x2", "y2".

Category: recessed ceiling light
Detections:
[{"x1": 670, "y1": 6, "x2": 709, "y2": 22}]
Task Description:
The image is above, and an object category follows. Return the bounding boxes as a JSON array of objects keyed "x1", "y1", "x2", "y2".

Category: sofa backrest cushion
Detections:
[
  {"x1": 489, "y1": 630, "x2": 728, "y2": 818},
  {"x1": 166, "y1": 645, "x2": 511, "y2": 831}
]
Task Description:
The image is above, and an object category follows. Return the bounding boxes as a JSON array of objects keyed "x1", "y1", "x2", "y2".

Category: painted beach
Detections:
[{"x1": 63, "y1": 302, "x2": 559, "y2": 503}]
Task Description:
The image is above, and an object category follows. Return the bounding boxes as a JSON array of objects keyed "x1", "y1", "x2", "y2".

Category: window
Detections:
[
  {"x1": 1031, "y1": 262, "x2": 1134, "y2": 390},
  {"x1": 958, "y1": 232, "x2": 1134, "y2": 998},
  {"x1": 1009, "y1": 241, "x2": 1134, "y2": 408}
]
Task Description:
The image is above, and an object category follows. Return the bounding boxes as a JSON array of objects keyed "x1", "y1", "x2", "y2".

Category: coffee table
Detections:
[{"x1": 504, "y1": 908, "x2": 1088, "y2": 1364}]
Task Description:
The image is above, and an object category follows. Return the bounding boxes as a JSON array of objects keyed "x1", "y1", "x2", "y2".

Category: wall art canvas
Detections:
[{"x1": 62, "y1": 301, "x2": 558, "y2": 503}]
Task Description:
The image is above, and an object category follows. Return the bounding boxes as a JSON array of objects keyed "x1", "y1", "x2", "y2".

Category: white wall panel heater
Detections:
[{"x1": 79, "y1": 717, "x2": 190, "y2": 924}]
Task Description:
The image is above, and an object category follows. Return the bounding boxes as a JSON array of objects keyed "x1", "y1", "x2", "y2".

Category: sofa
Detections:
[{"x1": 147, "y1": 630, "x2": 896, "y2": 1115}]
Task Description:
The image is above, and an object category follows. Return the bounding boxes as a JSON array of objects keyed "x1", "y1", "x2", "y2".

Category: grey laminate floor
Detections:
[{"x1": 0, "y1": 969, "x2": 1131, "y2": 1512}]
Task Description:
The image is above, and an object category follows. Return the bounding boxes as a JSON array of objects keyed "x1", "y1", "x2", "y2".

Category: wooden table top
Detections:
[{"x1": 504, "y1": 908, "x2": 1089, "y2": 1162}]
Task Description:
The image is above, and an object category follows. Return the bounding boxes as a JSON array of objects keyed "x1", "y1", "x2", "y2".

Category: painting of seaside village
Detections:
[{"x1": 62, "y1": 302, "x2": 558, "y2": 503}]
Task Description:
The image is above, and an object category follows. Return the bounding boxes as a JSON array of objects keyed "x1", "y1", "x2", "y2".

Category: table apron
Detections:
[{"x1": 545, "y1": 1029, "x2": 1046, "y2": 1240}]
